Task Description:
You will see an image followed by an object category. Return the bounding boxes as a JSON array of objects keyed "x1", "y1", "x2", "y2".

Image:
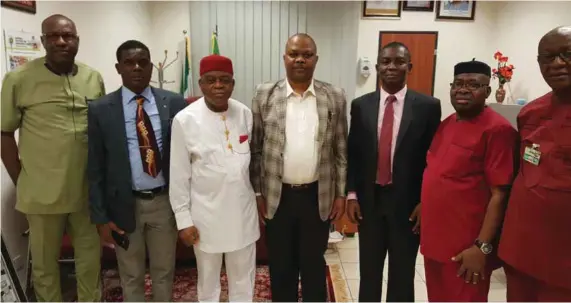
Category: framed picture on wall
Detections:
[
  {"x1": 402, "y1": 1, "x2": 434, "y2": 12},
  {"x1": 435, "y1": 0, "x2": 475, "y2": 21},
  {"x1": 1, "y1": 0, "x2": 36, "y2": 14},
  {"x1": 362, "y1": 1, "x2": 402, "y2": 19}
]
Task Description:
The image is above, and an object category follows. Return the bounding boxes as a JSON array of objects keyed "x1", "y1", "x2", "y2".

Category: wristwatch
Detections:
[{"x1": 474, "y1": 239, "x2": 493, "y2": 255}]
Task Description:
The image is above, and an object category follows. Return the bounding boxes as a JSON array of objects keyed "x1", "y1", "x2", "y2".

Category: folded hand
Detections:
[
  {"x1": 179, "y1": 226, "x2": 200, "y2": 247},
  {"x1": 452, "y1": 246, "x2": 487, "y2": 284},
  {"x1": 329, "y1": 197, "x2": 346, "y2": 221},
  {"x1": 346, "y1": 199, "x2": 362, "y2": 224},
  {"x1": 97, "y1": 222, "x2": 124, "y2": 248}
]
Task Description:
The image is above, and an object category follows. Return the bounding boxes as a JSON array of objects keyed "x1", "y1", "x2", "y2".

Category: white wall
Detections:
[
  {"x1": 1, "y1": 1, "x2": 154, "y2": 91},
  {"x1": 307, "y1": 1, "x2": 360, "y2": 117},
  {"x1": 148, "y1": 1, "x2": 191, "y2": 93},
  {"x1": 187, "y1": 1, "x2": 359, "y2": 108},
  {"x1": 0, "y1": 0, "x2": 184, "y2": 291},
  {"x1": 1, "y1": 1, "x2": 192, "y2": 92},
  {"x1": 494, "y1": 1, "x2": 571, "y2": 103},
  {"x1": 355, "y1": 1, "x2": 498, "y2": 118},
  {"x1": 355, "y1": 1, "x2": 570, "y2": 118},
  {"x1": 188, "y1": 0, "x2": 312, "y2": 108}
]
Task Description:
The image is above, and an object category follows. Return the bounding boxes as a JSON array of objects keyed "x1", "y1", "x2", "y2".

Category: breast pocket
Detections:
[
  {"x1": 554, "y1": 123, "x2": 571, "y2": 147},
  {"x1": 519, "y1": 124, "x2": 551, "y2": 189},
  {"x1": 440, "y1": 143, "x2": 481, "y2": 179},
  {"x1": 520, "y1": 124, "x2": 540, "y2": 142},
  {"x1": 544, "y1": 145, "x2": 571, "y2": 192}
]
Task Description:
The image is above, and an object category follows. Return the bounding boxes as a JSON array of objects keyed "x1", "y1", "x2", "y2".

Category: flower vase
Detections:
[{"x1": 496, "y1": 84, "x2": 506, "y2": 104}]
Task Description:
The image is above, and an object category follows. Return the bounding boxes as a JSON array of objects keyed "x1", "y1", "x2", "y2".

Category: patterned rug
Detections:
[{"x1": 102, "y1": 264, "x2": 350, "y2": 302}]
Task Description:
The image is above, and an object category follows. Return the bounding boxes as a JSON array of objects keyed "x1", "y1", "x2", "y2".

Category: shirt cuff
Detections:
[
  {"x1": 174, "y1": 210, "x2": 194, "y2": 231},
  {"x1": 347, "y1": 192, "x2": 357, "y2": 200}
]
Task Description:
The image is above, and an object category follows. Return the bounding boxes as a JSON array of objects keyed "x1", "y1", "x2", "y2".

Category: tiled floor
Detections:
[{"x1": 327, "y1": 234, "x2": 507, "y2": 302}]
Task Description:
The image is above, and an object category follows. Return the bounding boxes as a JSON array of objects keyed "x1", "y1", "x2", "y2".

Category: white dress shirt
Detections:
[
  {"x1": 282, "y1": 79, "x2": 320, "y2": 184},
  {"x1": 169, "y1": 98, "x2": 260, "y2": 253}
]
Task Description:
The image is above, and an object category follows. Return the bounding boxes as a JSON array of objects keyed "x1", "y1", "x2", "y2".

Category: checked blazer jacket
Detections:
[{"x1": 249, "y1": 79, "x2": 348, "y2": 221}]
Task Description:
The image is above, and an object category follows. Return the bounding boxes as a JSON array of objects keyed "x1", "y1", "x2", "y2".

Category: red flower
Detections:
[
  {"x1": 239, "y1": 134, "x2": 248, "y2": 143},
  {"x1": 492, "y1": 51, "x2": 515, "y2": 83}
]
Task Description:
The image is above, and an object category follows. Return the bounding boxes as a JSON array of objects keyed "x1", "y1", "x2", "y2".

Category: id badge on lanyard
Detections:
[{"x1": 523, "y1": 143, "x2": 541, "y2": 166}]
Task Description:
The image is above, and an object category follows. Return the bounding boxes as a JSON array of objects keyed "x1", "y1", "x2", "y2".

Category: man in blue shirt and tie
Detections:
[{"x1": 88, "y1": 40, "x2": 187, "y2": 301}]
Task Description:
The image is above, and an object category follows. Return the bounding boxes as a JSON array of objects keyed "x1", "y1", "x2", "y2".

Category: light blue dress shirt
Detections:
[{"x1": 122, "y1": 86, "x2": 166, "y2": 190}]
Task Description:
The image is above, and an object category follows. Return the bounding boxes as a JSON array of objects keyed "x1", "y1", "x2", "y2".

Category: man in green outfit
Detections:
[{"x1": 1, "y1": 14, "x2": 105, "y2": 302}]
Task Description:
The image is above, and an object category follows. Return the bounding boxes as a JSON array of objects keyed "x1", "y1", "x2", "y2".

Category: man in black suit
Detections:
[
  {"x1": 346, "y1": 42, "x2": 441, "y2": 302},
  {"x1": 88, "y1": 40, "x2": 187, "y2": 301}
]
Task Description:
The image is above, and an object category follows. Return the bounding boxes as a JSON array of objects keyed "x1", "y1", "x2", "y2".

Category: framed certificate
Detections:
[
  {"x1": 363, "y1": 1, "x2": 402, "y2": 19},
  {"x1": 436, "y1": 0, "x2": 476, "y2": 21},
  {"x1": 403, "y1": 1, "x2": 434, "y2": 12},
  {"x1": 0, "y1": 1, "x2": 36, "y2": 14}
]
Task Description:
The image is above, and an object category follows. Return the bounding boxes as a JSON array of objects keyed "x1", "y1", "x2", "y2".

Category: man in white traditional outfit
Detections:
[{"x1": 169, "y1": 54, "x2": 260, "y2": 302}]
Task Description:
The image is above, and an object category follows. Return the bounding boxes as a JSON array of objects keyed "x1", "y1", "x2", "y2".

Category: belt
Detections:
[
  {"x1": 132, "y1": 186, "x2": 167, "y2": 200},
  {"x1": 282, "y1": 181, "x2": 318, "y2": 190}
]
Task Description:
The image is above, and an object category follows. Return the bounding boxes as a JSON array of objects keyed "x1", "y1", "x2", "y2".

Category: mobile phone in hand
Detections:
[{"x1": 112, "y1": 231, "x2": 129, "y2": 250}]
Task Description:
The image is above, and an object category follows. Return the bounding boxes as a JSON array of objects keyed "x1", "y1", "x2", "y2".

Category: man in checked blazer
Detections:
[{"x1": 249, "y1": 33, "x2": 348, "y2": 302}]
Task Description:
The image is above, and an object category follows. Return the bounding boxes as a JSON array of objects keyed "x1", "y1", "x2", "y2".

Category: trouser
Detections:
[
  {"x1": 193, "y1": 242, "x2": 256, "y2": 302},
  {"x1": 504, "y1": 264, "x2": 571, "y2": 302},
  {"x1": 266, "y1": 182, "x2": 331, "y2": 302},
  {"x1": 27, "y1": 209, "x2": 101, "y2": 302},
  {"x1": 115, "y1": 193, "x2": 178, "y2": 302},
  {"x1": 358, "y1": 185, "x2": 419, "y2": 302},
  {"x1": 424, "y1": 257, "x2": 492, "y2": 302}
]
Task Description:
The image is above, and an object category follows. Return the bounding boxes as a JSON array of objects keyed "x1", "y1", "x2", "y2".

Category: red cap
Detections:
[{"x1": 199, "y1": 54, "x2": 233, "y2": 76}]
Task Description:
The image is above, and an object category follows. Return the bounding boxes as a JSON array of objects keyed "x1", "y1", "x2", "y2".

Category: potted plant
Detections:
[{"x1": 492, "y1": 51, "x2": 515, "y2": 103}]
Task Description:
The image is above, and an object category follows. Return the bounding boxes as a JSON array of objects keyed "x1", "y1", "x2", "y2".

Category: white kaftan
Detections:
[{"x1": 169, "y1": 98, "x2": 260, "y2": 253}]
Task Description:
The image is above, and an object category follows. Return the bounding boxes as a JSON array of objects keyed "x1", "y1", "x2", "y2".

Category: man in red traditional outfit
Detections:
[
  {"x1": 420, "y1": 59, "x2": 518, "y2": 302},
  {"x1": 498, "y1": 25, "x2": 571, "y2": 301}
]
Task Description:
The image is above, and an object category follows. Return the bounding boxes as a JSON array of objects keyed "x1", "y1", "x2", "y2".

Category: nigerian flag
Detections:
[
  {"x1": 180, "y1": 34, "x2": 193, "y2": 97},
  {"x1": 211, "y1": 31, "x2": 220, "y2": 55}
]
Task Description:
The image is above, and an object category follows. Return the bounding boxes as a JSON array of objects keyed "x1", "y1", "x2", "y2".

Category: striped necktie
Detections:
[{"x1": 135, "y1": 96, "x2": 162, "y2": 178}]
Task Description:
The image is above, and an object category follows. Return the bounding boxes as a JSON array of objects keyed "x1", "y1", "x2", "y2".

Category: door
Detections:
[
  {"x1": 1, "y1": 132, "x2": 30, "y2": 295},
  {"x1": 378, "y1": 31, "x2": 438, "y2": 96},
  {"x1": 2, "y1": 236, "x2": 27, "y2": 301}
]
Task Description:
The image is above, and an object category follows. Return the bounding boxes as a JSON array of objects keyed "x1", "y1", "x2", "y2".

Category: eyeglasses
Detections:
[
  {"x1": 450, "y1": 82, "x2": 489, "y2": 90},
  {"x1": 42, "y1": 32, "x2": 79, "y2": 43},
  {"x1": 537, "y1": 51, "x2": 571, "y2": 64}
]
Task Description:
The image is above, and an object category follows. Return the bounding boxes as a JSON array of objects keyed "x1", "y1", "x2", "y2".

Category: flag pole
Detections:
[
  {"x1": 185, "y1": 30, "x2": 194, "y2": 96},
  {"x1": 211, "y1": 25, "x2": 220, "y2": 55},
  {"x1": 180, "y1": 30, "x2": 193, "y2": 98}
]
